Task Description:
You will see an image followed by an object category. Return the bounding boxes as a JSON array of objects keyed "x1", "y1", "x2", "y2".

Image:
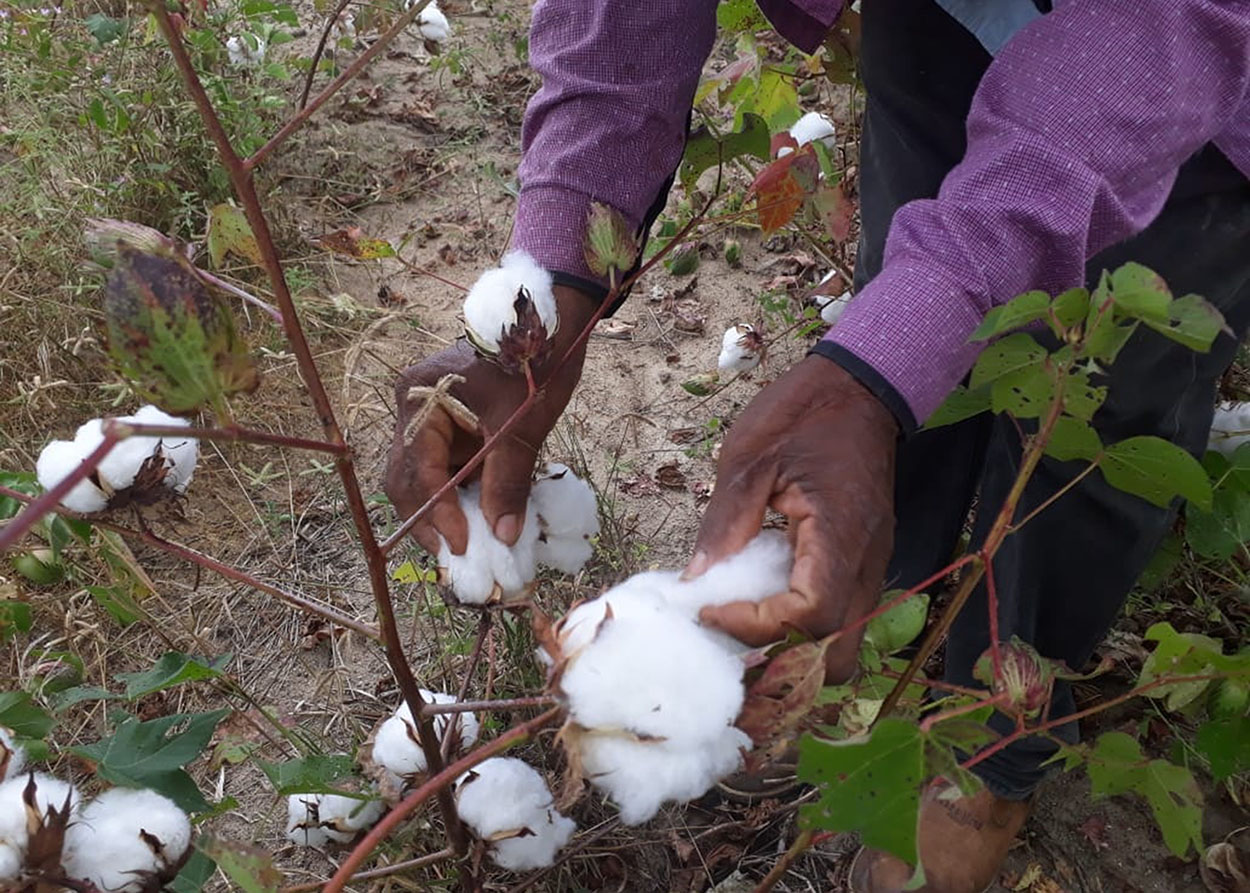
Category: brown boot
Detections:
[{"x1": 848, "y1": 780, "x2": 1031, "y2": 893}]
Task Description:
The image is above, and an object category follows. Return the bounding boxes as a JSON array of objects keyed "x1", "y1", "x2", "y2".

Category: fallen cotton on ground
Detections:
[{"x1": 285, "y1": 791, "x2": 385, "y2": 847}]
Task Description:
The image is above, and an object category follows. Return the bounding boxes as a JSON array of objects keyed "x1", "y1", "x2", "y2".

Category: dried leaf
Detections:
[
  {"x1": 315, "y1": 227, "x2": 397, "y2": 260},
  {"x1": 738, "y1": 640, "x2": 829, "y2": 763},
  {"x1": 655, "y1": 463, "x2": 688, "y2": 490}
]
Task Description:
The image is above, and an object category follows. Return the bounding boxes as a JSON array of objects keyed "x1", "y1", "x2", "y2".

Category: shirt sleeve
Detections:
[
  {"x1": 821, "y1": 0, "x2": 1250, "y2": 429},
  {"x1": 510, "y1": 0, "x2": 720, "y2": 297}
]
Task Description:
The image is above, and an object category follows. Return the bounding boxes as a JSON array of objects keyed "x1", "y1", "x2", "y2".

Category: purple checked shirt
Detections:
[{"x1": 510, "y1": 0, "x2": 1250, "y2": 427}]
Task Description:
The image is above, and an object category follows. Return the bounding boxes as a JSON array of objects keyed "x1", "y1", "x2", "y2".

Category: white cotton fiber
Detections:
[
  {"x1": 77, "y1": 407, "x2": 199, "y2": 494},
  {"x1": 717, "y1": 324, "x2": 761, "y2": 374},
  {"x1": 549, "y1": 574, "x2": 675, "y2": 661},
  {"x1": 35, "y1": 440, "x2": 109, "y2": 513},
  {"x1": 814, "y1": 288, "x2": 852, "y2": 326},
  {"x1": 225, "y1": 33, "x2": 266, "y2": 68},
  {"x1": 0, "y1": 772, "x2": 80, "y2": 882},
  {"x1": 665, "y1": 530, "x2": 791, "y2": 616},
  {"x1": 438, "y1": 484, "x2": 540, "y2": 604},
  {"x1": 416, "y1": 0, "x2": 451, "y2": 43},
  {"x1": 531, "y1": 463, "x2": 599, "y2": 574},
  {"x1": 577, "y1": 726, "x2": 751, "y2": 825},
  {"x1": 285, "y1": 792, "x2": 384, "y2": 847},
  {"x1": 0, "y1": 728, "x2": 24, "y2": 781},
  {"x1": 454, "y1": 758, "x2": 575, "y2": 870},
  {"x1": 463, "y1": 251, "x2": 557, "y2": 353},
  {"x1": 1208, "y1": 401, "x2": 1250, "y2": 457},
  {"x1": 62, "y1": 787, "x2": 190, "y2": 891},
  {"x1": 789, "y1": 112, "x2": 836, "y2": 149},
  {"x1": 372, "y1": 691, "x2": 480, "y2": 787},
  {"x1": 128, "y1": 405, "x2": 198, "y2": 491}
]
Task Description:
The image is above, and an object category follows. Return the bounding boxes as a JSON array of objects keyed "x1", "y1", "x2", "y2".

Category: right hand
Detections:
[{"x1": 385, "y1": 285, "x2": 597, "y2": 555}]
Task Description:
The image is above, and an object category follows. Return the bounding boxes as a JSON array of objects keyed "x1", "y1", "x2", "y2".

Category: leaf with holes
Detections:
[
  {"x1": 1101, "y1": 437, "x2": 1211, "y2": 510},
  {"x1": 1084, "y1": 731, "x2": 1202, "y2": 858},
  {"x1": 1109, "y1": 262, "x2": 1171, "y2": 323},
  {"x1": 738, "y1": 639, "x2": 829, "y2": 763},
  {"x1": 990, "y1": 364, "x2": 1053, "y2": 419},
  {"x1": 968, "y1": 333, "x2": 1046, "y2": 389},
  {"x1": 1143, "y1": 294, "x2": 1227, "y2": 353},
  {"x1": 925, "y1": 385, "x2": 991, "y2": 429},
  {"x1": 1062, "y1": 373, "x2": 1107, "y2": 422},
  {"x1": 1047, "y1": 287, "x2": 1090, "y2": 336},
  {"x1": 679, "y1": 113, "x2": 770, "y2": 194},
  {"x1": 207, "y1": 203, "x2": 263, "y2": 269},
  {"x1": 1044, "y1": 416, "x2": 1102, "y2": 463},
  {"x1": 799, "y1": 719, "x2": 925, "y2": 867},
  {"x1": 969, "y1": 291, "x2": 1050, "y2": 341}
]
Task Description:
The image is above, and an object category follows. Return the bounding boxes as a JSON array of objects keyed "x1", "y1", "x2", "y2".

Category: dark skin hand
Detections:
[
  {"x1": 684, "y1": 354, "x2": 899, "y2": 681},
  {"x1": 385, "y1": 285, "x2": 598, "y2": 556}
]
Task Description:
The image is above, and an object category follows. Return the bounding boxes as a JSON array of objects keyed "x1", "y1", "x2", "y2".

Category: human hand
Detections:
[
  {"x1": 385, "y1": 285, "x2": 597, "y2": 555},
  {"x1": 685, "y1": 355, "x2": 898, "y2": 681}
]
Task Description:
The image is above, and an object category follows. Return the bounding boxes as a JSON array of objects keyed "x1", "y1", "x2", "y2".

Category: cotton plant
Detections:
[
  {"x1": 34, "y1": 405, "x2": 198, "y2": 514},
  {"x1": 435, "y1": 465, "x2": 599, "y2": 605},
  {"x1": 547, "y1": 533, "x2": 793, "y2": 824},
  {"x1": 717, "y1": 323, "x2": 764, "y2": 374},
  {"x1": 61, "y1": 788, "x2": 192, "y2": 892},
  {"x1": 462, "y1": 250, "x2": 558, "y2": 373},
  {"x1": 454, "y1": 758, "x2": 575, "y2": 870},
  {"x1": 285, "y1": 792, "x2": 386, "y2": 847},
  {"x1": 1208, "y1": 401, "x2": 1250, "y2": 457}
]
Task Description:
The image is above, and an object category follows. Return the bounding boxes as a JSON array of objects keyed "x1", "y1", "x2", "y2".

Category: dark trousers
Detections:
[{"x1": 857, "y1": 0, "x2": 1250, "y2": 798}]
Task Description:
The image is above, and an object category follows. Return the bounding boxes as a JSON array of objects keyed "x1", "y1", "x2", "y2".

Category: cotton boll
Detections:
[
  {"x1": 532, "y1": 464, "x2": 599, "y2": 574},
  {"x1": 416, "y1": 0, "x2": 451, "y2": 43},
  {"x1": 35, "y1": 440, "x2": 108, "y2": 513},
  {"x1": 372, "y1": 691, "x2": 480, "y2": 785},
  {"x1": 0, "y1": 728, "x2": 24, "y2": 781},
  {"x1": 285, "y1": 793, "x2": 383, "y2": 846},
  {"x1": 331, "y1": 11, "x2": 356, "y2": 42},
  {"x1": 717, "y1": 324, "x2": 762, "y2": 374},
  {"x1": 576, "y1": 726, "x2": 750, "y2": 825},
  {"x1": 1208, "y1": 401, "x2": 1250, "y2": 457},
  {"x1": 437, "y1": 484, "x2": 539, "y2": 604},
  {"x1": 62, "y1": 787, "x2": 190, "y2": 891},
  {"x1": 454, "y1": 758, "x2": 575, "y2": 870},
  {"x1": 462, "y1": 251, "x2": 557, "y2": 357},
  {"x1": 0, "y1": 772, "x2": 80, "y2": 881},
  {"x1": 551, "y1": 574, "x2": 675, "y2": 660},
  {"x1": 127, "y1": 405, "x2": 198, "y2": 491},
  {"x1": 93, "y1": 432, "x2": 162, "y2": 492},
  {"x1": 789, "y1": 112, "x2": 836, "y2": 150},
  {"x1": 226, "y1": 33, "x2": 266, "y2": 68},
  {"x1": 814, "y1": 289, "x2": 852, "y2": 325}
]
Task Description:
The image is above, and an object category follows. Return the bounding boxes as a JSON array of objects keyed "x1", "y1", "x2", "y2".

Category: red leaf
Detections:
[
  {"x1": 750, "y1": 156, "x2": 803, "y2": 234},
  {"x1": 813, "y1": 179, "x2": 856, "y2": 243},
  {"x1": 770, "y1": 132, "x2": 799, "y2": 157}
]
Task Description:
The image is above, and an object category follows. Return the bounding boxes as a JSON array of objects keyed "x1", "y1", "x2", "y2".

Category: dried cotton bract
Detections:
[
  {"x1": 717, "y1": 323, "x2": 763, "y2": 374},
  {"x1": 438, "y1": 484, "x2": 540, "y2": 604},
  {"x1": 1208, "y1": 401, "x2": 1250, "y2": 457},
  {"x1": 454, "y1": 758, "x2": 575, "y2": 870},
  {"x1": 371, "y1": 691, "x2": 481, "y2": 792},
  {"x1": 531, "y1": 463, "x2": 599, "y2": 574},
  {"x1": 0, "y1": 773, "x2": 80, "y2": 884},
  {"x1": 462, "y1": 251, "x2": 557, "y2": 372},
  {"x1": 0, "y1": 728, "x2": 24, "y2": 781},
  {"x1": 285, "y1": 792, "x2": 384, "y2": 847},
  {"x1": 61, "y1": 787, "x2": 191, "y2": 892}
]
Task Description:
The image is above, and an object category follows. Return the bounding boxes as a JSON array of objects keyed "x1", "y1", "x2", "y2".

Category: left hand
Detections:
[{"x1": 684, "y1": 355, "x2": 898, "y2": 681}]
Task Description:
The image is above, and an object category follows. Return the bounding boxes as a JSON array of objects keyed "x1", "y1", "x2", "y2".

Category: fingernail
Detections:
[
  {"x1": 494, "y1": 513, "x2": 520, "y2": 545},
  {"x1": 682, "y1": 550, "x2": 710, "y2": 581}
]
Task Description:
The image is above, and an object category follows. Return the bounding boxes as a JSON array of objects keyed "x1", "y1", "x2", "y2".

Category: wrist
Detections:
[{"x1": 808, "y1": 342, "x2": 915, "y2": 437}]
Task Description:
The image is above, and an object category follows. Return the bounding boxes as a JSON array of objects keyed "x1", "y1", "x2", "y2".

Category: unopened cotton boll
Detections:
[
  {"x1": 0, "y1": 772, "x2": 80, "y2": 882},
  {"x1": 1209, "y1": 401, "x2": 1250, "y2": 457},
  {"x1": 372, "y1": 691, "x2": 480, "y2": 786},
  {"x1": 531, "y1": 463, "x2": 599, "y2": 575},
  {"x1": 35, "y1": 440, "x2": 109, "y2": 513},
  {"x1": 0, "y1": 728, "x2": 24, "y2": 781},
  {"x1": 815, "y1": 289, "x2": 852, "y2": 325},
  {"x1": 285, "y1": 792, "x2": 384, "y2": 846},
  {"x1": 462, "y1": 251, "x2": 557, "y2": 360},
  {"x1": 61, "y1": 787, "x2": 191, "y2": 892},
  {"x1": 454, "y1": 758, "x2": 575, "y2": 870},
  {"x1": 437, "y1": 484, "x2": 539, "y2": 604},
  {"x1": 717, "y1": 323, "x2": 762, "y2": 374}
]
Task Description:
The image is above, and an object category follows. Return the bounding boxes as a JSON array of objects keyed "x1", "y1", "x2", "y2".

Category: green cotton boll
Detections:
[
  {"x1": 12, "y1": 548, "x2": 64, "y2": 586},
  {"x1": 864, "y1": 591, "x2": 929, "y2": 655},
  {"x1": 1208, "y1": 678, "x2": 1250, "y2": 720},
  {"x1": 103, "y1": 244, "x2": 260, "y2": 418},
  {"x1": 83, "y1": 218, "x2": 177, "y2": 272},
  {"x1": 665, "y1": 244, "x2": 700, "y2": 277}
]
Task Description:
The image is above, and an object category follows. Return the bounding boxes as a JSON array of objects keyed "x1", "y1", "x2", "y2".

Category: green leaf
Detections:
[
  {"x1": 1044, "y1": 416, "x2": 1102, "y2": 463},
  {"x1": 116, "y1": 652, "x2": 231, "y2": 700},
  {"x1": 799, "y1": 719, "x2": 926, "y2": 867},
  {"x1": 1196, "y1": 717, "x2": 1250, "y2": 782},
  {"x1": 0, "y1": 602, "x2": 33, "y2": 642},
  {"x1": 1143, "y1": 294, "x2": 1226, "y2": 353},
  {"x1": 85, "y1": 584, "x2": 144, "y2": 626},
  {"x1": 84, "y1": 12, "x2": 129, "y2": 44},
  {"x1": 51, "y1": 685, "x2": 121, "y2": 711},
  {"x1": 71, "y1": 709, "x2": 228, "y2": 812},
  {"x1": 1138, "y1": 622, "x2": 1225, "y2": 710},
  {"x1": 1186, "y1": 487, "x2": 1250, "y2": 560},
  {"x1": 716, "y1": 0, "x2": 767, "y2": 32},
  {"x1": 864, "y1": 591, "x2": 929, "y2": 655},
  {"x1": 968, "y1": 333, "x2": 1046, "y2": 389},
  {"x1": 1083, "y1": 316, "x2": 1136, "y2": 363},
  {"x1": 257, "y1": 754, "x2": 359, "y2": 795},
  {"x1": 1061, "y1": 373, "x2": 1107, "y2": 422},
  {"x1": 924, "y1": 709, "x2": 996, "y2": 795},
  {"x1": 968, "y1": 291, "x2": 1050, "y2": 341},
  {"x1": 200, "y1": 837, "x2": 280, "y2": 893},
  {"x1": 924, "y1": 385, "x2": 991, "y2": 429},
  {"x1": 1084, "y1": 732, "x2": 1202, "y2": 858},
  {"x1": 1047, "y1": 287, "x2": 1090, "y2": 336},
  {"x1": 1101, "y1": 437, "x2": 1212, "y2": 510},
  {"x1": 679, "y1": 113, "x2": 771, "y2": 194},
  {"x1": 990, "y1": 364, "x2": 1054, "y2": 419},
  {"x1": 167, "y1": 848, "x2": 217, "y2": 893},
  {"x1": 0, "y1": 692, "x2": 54, "y2": 739},
  {"x1": 752, "y1": 68, "x2": 800, "y2": 131},
  {"x1": 1109, "y1": 262, "x2": 1172, "y2": 323}
]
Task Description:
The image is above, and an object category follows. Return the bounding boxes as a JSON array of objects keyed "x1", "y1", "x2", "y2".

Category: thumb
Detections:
[
  {"x1": 480, "y1": 436, "x2": 538, "y2": 546},
  {"x1": 685, "y1": 459, "x2": 773, "y2": 579}
]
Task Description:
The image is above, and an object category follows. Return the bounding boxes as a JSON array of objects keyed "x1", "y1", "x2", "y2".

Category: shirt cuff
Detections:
[
  {"x1": 510, "y1": 185, "x2": 618, "y2": 303},
  {"x1": 808, "y1": 341, "x2": 918, "y2": 436},
  {"x1": 820, "y1": 260, "x2": 987, "y2": 426}
]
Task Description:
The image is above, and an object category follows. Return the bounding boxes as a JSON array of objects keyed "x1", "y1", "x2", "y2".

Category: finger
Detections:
[
  {"x1": 412, "y1": 408, "x2": 470, "y2": 555},
  {"x1": 686, "y1": 454, "x2": 773, "y2": 579},
  {"x1": 480, "y1": 435, "x2": 538, "y2": 546},
  {"x1": 699, "y1": 589, "x2": 818, "y2": 647}
]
